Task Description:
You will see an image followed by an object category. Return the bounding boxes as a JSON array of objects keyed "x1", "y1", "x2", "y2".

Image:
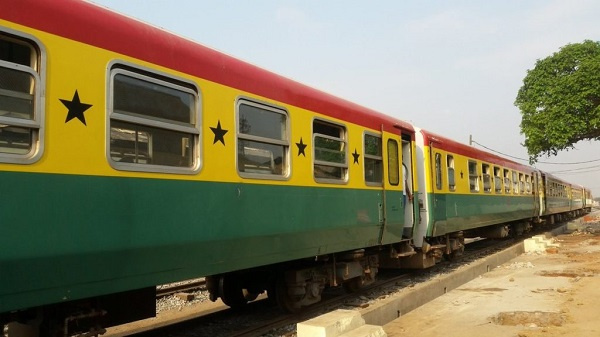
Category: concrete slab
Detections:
[
  {"x1": 338, "y1": 324, "x2": 387, "y2": 337},
  {"x1": 297, "y1": 309, "x2": 365, "y2": 337}
]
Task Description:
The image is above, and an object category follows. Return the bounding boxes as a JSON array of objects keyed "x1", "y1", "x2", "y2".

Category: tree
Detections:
[{"x1": 515, "y1": 40, "x2": 600, "y2": 163}]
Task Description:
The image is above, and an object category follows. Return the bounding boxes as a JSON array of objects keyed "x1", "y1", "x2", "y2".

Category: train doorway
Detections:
[{"x1": 402, "y1": 136, "x2": 414, "y2": 238}]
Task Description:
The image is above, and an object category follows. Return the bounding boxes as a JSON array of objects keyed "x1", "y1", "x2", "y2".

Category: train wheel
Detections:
[
  {"x1": 274, "y1": 276, "x2": 302, "y2": 313},
  {"x1": 242, "y1": 289, "x2": 259, "y2": 301},
  {"x1": 343, "y1": 276, "x2": 364, "y2": 293},
  {"x1": 218, "y1": 275, "x2": 247, "y2": 308}
]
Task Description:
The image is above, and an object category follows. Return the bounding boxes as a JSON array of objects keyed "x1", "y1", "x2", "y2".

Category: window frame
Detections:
[
  {"x1": 0, "y1": 28, "x2": 46, "y2": 164},
  {"x1": 387, "y1": 139, "x2": 400, "y2": 186},
  {"x1": 468, "y1": 160, "x2": 479, "y2": 193},
  {"x1": 312, "y1": 118, "x2": 348, "y2": 184},
  {"x1": 519, "y1": 173, "x2": 525, "y2": 194},
  {"x1": 435, "y1": 152, "x2": 442, "y2": 190},
  {"x1": 107, "y1": 62, "x2": 201, "y2": 174},
  {"x1": 493, "y1": 166, "x2": 503, "y2": 193},
  {"x1": 447, "y1": 154, "x2": 456, "y2": 191},
  {"x1": 235, "y1": 97, "x2": 290, "y2": 180},
  {"x1": 512, "y1": 171, "x2": 519, "y2": 194},
  {"x1": 503, "y1": 169, "x2": 511, "y2": 194},
  {"x1": 482, "y1": 163, "x2": 491, "y2": 193},
  {"x1": 363, "y1": 132, "x2": 383, "y2": 186}
]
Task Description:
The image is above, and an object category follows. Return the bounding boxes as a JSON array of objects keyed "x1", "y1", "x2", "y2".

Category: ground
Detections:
[{"x1": 384, "y1": 212, "x2": 600, "y2": 337}]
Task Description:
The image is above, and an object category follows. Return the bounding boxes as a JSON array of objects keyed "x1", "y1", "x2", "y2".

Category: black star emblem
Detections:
[
  {"x1": 60, "y1": 90, "x2": 92, "y2": 125},
  {"x1": 296, "y1": 137, "x2": 307, "y2": 157},
  {"x1": 210, "y1": 120, "x2": 228, "y2": 145},
  {"x1": 352, "y1": 149, "x2": 360, "y2": 164}
]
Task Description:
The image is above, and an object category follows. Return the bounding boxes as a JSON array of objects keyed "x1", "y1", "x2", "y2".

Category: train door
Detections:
[
  {"x1": 401, "y1": 134, "x2": 414, "y2": 238},
  {"x1": 536, "y1": 172, "x2": 546, "y2": 217},
  {"x1": 377, "y1": 130, "x2": 414, "y2": 245}
]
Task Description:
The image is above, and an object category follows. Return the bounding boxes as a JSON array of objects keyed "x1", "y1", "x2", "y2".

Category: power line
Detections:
[
  {"x1": 469, "y1": 138, "x2": 600, "y2": 165},
  {"x1": 549, "y1": 164, "x2": 600, "y2": 174},
  {"x1": 552, "y1": 168, "x2": 600, "y2": 175}
]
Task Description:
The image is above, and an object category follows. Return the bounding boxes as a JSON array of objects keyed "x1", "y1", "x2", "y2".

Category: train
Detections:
[{"x1": 0, "y1": 1, "x2": 594, "y2": 336}]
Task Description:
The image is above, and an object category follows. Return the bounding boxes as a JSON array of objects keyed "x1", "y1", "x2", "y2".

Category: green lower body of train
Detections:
[
  {"x1": 429, "y1": 193, "x2": 537, "y2": 237},
  {"x1": 1, "y1": 171, "x2": 409, "y2": 314}
]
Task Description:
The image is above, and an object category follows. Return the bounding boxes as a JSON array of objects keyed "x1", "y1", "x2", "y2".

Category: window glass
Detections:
[
  {"x1": 512, "y1": 171, "x2": 519, "y2": 194},
  {"x1": 313, "y1": 120, "x2": 347, "y2": 182},
  {"x1": 109, "y1": 67, "x2": 199, "y2": 173},
  {"x1": 519, "y1": 173, "x2": 525, "y2": 194},
  {"x1": 387, "y1": 139, "x2": 399, "y2": 186},
  {"x1": 468, "y1": 160, "x2": 479, "y2": 192},
  {"x1": 494, "y1": 166, "x2": 502, "y2": 193},
  {"x1": 447, "y1": 155, "x2": 455, "y2": 191},
  {"x1": 482, "y1": 163, "x2": 491, "y2": 193},
  {"x1": 0, "y1": 32, "x2": 42, "y2": 162},
  {"x1": 435, "y1": 153, "x2": 442, "y2": 190},
  {"x1": 113, "y1": 73, "x2": 194, "y2": 124},
  {"x1": 364, "y1": 134, "x2": 382, "y2": 184},
  {"x1": 504, "y1": 169, "x2": 511, "y2": 193},
  {"x1": 237, "y1": 100, "x2": 288, "y2": 177}
]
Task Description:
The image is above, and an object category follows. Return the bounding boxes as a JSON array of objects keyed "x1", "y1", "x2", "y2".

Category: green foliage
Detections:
[{"x1": 515, "y1": 40, "x2": 600, "y2": 163}]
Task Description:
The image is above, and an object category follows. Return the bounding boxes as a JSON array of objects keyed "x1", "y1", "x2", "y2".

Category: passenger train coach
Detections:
[{"x1": 0, "y1": 1, "x2": 593, "y2": 336}]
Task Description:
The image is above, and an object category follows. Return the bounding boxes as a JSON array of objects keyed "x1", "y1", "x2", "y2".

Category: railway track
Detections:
[{"x1": 156, "y1": 278, "x2": 206, "y2": 298}]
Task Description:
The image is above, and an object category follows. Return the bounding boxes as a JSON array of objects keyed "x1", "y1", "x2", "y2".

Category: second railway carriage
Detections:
[
  {"x1": 540, "y1": 173, "x2": 576, "y2": 222},
  {"x1": 583, "y1": 188, "x2": 594, "y2": 213},
  {"x1": 402, "y1": 128, "x2": 539, "y2": 267}
]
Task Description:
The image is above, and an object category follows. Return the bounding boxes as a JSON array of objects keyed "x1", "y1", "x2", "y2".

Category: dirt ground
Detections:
[{"x1": 384, "y1": 212, "x2": 600, "y2": 337}]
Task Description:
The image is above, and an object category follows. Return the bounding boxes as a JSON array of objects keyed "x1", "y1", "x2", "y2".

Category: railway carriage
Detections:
[
  {"x1": 1, "y1": 1, "x2": 421, "y2": 335},
  {"x1": 583, "y1": 188, "x2": 594, "y2": 213},
  {"x1": 540, "y1": 173, "x2": 575, "y2": 222},
  {"x1": 0, "y1": 1, "x2": 593, "y2": 336},
  {"x1": 397, "y1": 128, "x2": 539, "y2": 268}
]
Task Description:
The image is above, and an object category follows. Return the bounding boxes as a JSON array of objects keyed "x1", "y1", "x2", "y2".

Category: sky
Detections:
[{"x1": 90, "y1": 0, "x2": 600, "y2": 197}]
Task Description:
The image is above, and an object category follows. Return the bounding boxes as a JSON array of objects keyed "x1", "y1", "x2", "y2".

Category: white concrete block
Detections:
[
  {"x1": 297, "y1": 309, "x2": 365, "y2": 337},
  {"x1": 524, "y1": 238, "x2": 547, "y2": 252},
  {"x1": 338, "y1": 324, "x2": 387, "y2": 337},
  {"x1": 524, "y1": 236, "x2": 560, "y2": 252}
]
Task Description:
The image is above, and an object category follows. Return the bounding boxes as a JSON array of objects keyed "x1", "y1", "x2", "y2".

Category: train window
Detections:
[
  {"x1": 493, "y1": 166, "x2": 502, "y2": 193},
  {"x1": 447, "y1": 155, "x2": 455, "y2": 191},
  {"x1": 364, "y1": 133, "x2": 382, "y2": 185},
  {"x1": 482, "y1": 163, "x2": 491, "y2": 193},
  {"x1": 0, "y1": 31, "x2": 44, "y2": 164},
  {"x1": 503, "y1": 169, "x2": 511, "y2": 193},
  {"x1": 237, "y1": 99, "x2": 289, "y2": 179},
  {"x1": 519, "y1": 173, "x2": 525, "y2": 194},
  {"x1": 387, "y1": 139, "x2": 399, "y2": 186},
  {"x1": 525, "y1": 175, "x2": 531, "y2": 194},
  {"x1": 468, "y1": 160, "x2": 479, "y2": 192},
  {"x1": 313, "y1": 119, "x2": 347, "y2": 182},
  {"x1": 435, "y1": 153, "x2": 442, "y2": 190},
  {"x1": 512, "y1": 171, "x2": 519, "y2": 194},
  {"x1": 108, "y1": 66, "x2": 200, "y2": 174}
]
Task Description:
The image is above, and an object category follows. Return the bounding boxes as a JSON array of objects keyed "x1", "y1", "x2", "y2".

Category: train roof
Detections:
[
  {"x1": 418, "y1": 128, "x2": 536, "y2": 172},
  {"x1": 0, "y1": 0, "x2": 413, "y2": 134}
]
